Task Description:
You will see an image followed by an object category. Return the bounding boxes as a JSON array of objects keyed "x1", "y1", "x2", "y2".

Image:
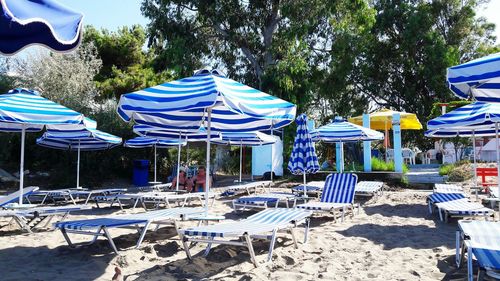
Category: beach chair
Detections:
[
  {"x1": 456, "y1": 220, "x2": 500, "y2": 281},
  {"x1": 0, "y1": 204, "x2": 91, "y2": 232},
  {"x1": 93, "y1": 192, "x2": 151, "y2": 210},
  {"x1": 292, "y1": 181, "x2": 325, "y2": 197},
  {"x1": 69, "y1": 188, "x2": 126, "y2": 204},
  {"x1": 221, "y1": 181, "x2": 272, "y2": 197},
  {"x1": 295, "y1": 173, "x2": 358, "y2": 222},
  {"x1": 29, "y1": 189, "x2": 76, "y2": 205},
  {"x1": 427, "y1": 193, "x2": 467, "y2": 214},
  {"x1": 355, "y1": 181, "x2": 384, "y2": 198},
  {"x1": 0, "y1": 186, "x2": 39, "y2": 208},
  {"x1": 141, "y1": 192, "x2": 216, "y2": 210},
  {"x1": 177, "y1": 208, "x2": 312, "y2": 267},
  {"x1": 55, "y1": 207, "x2": 205, "y2": 254},
  {"x1": 433, "y1": 183, "x2": 464, "y2": 194},
  {"x1": 435, "y1": 199, "x2": 494, "y2": 222},
  {"x1": 232, "y1": 192, "x2": 298, "y2": 211}
]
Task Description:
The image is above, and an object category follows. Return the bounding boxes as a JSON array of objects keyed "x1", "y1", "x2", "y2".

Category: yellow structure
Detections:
[{"x1": 349, "y1": 108, "x2": 423, "y2": 130}]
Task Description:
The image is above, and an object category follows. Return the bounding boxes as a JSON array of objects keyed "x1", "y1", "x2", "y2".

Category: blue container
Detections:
[{"x1": 133, "y1": 159, "x2": 149, "y2": 186}]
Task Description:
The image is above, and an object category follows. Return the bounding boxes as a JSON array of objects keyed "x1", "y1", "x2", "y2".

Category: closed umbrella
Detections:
[
  {"x1": 37, "y1": 128, "x2": 121, "y2": 189},
  {"x1": 0, "y1": 88, "x2": 86, "y2": 203},
  {"x1": 118, "y1": 69, "x2": 296, "y2": 214},
  {"x1": 288, "y1": 114, "x2": 319, "y2": 197},
  {"x1": 0, "y1": 0, "x2": 83, "y2": 55},
  {"x1": 447, "y1": 52, "x2": 500, "y2": 102},
  {"x1": 124, "y1": 136, "x2": 187, "y2": 184},
  {"x1": 312, "y1": 117, "x2": 384, "y2": 172}
]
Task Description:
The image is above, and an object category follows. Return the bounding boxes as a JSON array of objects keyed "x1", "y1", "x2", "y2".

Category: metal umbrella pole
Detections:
[
  {"x1": 153, "y1": 144, "x2": 157, "y2": 183},
  {"x1": 204, "y1": 108, "x2": 212, "y2": 215},
  {"x1": 76, "y1": 140, "x2": 81, "y2": 189},
  {"x1": 19, "y1": 126, "x2": 26, "y2": 204},
  {"x1": 496, "y1": 123, "x2": 500, "y2": 217},
  {"x1": 239, "y1": 140, "x2": 243, "y2": 183},
  {"x1": 176, "y1": 133, "x2": 182, "y2": 191},
  {"x1": 472, "y1": 130, "x2": 478, "y2": 200}
]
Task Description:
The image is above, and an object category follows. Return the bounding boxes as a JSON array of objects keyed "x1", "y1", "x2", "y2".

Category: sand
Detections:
[{"x1": 0, "y1": 188, "x2": 482, "y2": 281}]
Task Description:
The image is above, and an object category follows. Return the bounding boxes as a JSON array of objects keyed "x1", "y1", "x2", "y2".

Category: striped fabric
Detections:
[
  {"x1": 459, "y1": 221, "x2": 500, "y2": 270},
  {"x1": 320, "y1": 173, "x2": 358, "y2": 203},
  {"x1": 180, "y1": 208, "x2": 312, "y2": 237},
  {"x1": 287, "y1": 114, "x2": 319, "y2": 175},
  {"x1": 355, "y1": 181, "x2": 383, "y2": 193},
  {"x1": 428, "y1": 193, "x2": 466, "y2": 203},
  {"x1": 427, "y1": 102, "x2": 500, "y2": 130},
  {"x1": 312, "y1": 117, "x2": 384, "y2": 143},
  {"x1": 124, "y1": 136, "x2": 186, "y2": 148},
  {"x1": 133, "y1": 125, "x2": 221, "y2": 142},
  {"x1": 235, "y1": 197, "x2": 279, "y2": 204},
  {"x1": 0, "y1": 88, "x2": 84, "y2": 127},
  {"x1": 436, "y1": 199, "x2": 493, "y2": 215},
  {"x1": 117, "y1": 69, "x2": 296, "y2": 133},
  {"x1": 292, "y1": 185, "x2": 322, "y2": 192},
  {"x1": 19, "y1": 204, "x2": 91, "y2": 215},
  {"x1": 55, "y1": 207, "x2": 204, "y2": 230},
  {"x1": 0, "y1": 186, "x2": 38, "y2": 207},
  {"x1": 434, "y1": 184, "x2": 463, "y2": 194},
  {"x1": 447, "y1": 53, "x2": 500, "y2": 102},
  {"x1": 36, "y1": 129, "x2": 122, "y2": 151},
  {"x1": 0, "y1": 0, "x2": 83, "y2": 55},
  {"x1": 212, "y1": 132, "x2": 276, "y2": 146},
  {"x1": 425, "y1": 127, "x2": 498, "y2": 138}
]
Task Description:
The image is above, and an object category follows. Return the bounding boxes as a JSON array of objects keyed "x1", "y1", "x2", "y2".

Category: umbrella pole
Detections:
[
  {"x1": 154, "y1": 144, "x2": 157, "y2": 183},
  {"x1": 19, "y1": 126, "x2": 26, "y2": 204},
  {"x1": 76, "y1": 140, "x2": 81, "y2": 189},
  {"x1": 186, "y1": 136, "x2": 189, "y2": 166},
  {"x1": 303, "y1": 172, "x2": 307, "y2": 197},
  {"x1": 270, "y1": 129, "x2": 274, "y2": 183},
  {"x1": 340, "y1": 141, "x2": 344, "y2": 173},
  {"x1": 205, "y1": 108, "x2": 212, "y2": 215},
  {"x1": 176, "y1": 134, "x2": 181, "y2": 191},
  {"x1": 496, "y1": 123, "x2": 500, "y2": 217},
  {"x1": 239, "y1": 140, "x2": 243, "y2": 183},
  {"x1": 385, "y1": 121, "x2": 388, "y2": 162},
  {"x1": 472, "y1": 130, "x2": 478, "y2": 200}
]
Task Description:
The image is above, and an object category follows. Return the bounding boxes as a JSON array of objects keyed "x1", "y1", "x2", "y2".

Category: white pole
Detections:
[
  {"x1": 19, "y1": 126, "x2": 26, "y2": 204},
  {"x1": 176, "y1": 134, "x2": 181, "y2": 191},
  {"x1": 303, "y1": 171, "x2": 307, "y2": 197},
  {"x1": 205, "y1": 108, "x2": 212, "y2": 215},
  {"x1": 496, "y1": 123, "x2": 500, "y2": 216},
  {"x1": 472, "y1": 130, "x2": 478, "y2": 200},
  {"x1": 239, "y1": 140, "x2": 243, "y2": 183},
  {"x1": 76, "y1": 140, "x2": 81, "y2": 189},
  {"x1": 270, "y1": 129, "x2": 274, "y2": 183},
  {"x1": 186, "y1": 136, "x2": 189, "y2": 166},
  {"x1": 154, "y1": 144, "x2": 157, "y2": 183},
  {"x1": 340, "y1": 141, "x2": 344, "y2": 173}
]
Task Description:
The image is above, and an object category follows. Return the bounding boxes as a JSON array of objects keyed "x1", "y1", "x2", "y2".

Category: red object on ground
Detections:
[{"x1": 476, "y1": 167, "x2": 498, "y2": 187}]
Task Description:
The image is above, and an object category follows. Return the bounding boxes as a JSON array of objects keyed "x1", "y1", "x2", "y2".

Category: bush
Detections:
[
  {"x1": 439, "y1": 164, "x2": 454, "y2": 176},
  {"x1": 371, "y1": 157, "x2": 409, "y2": 173},
  {"x1": 448, "y1": 165, "x2": 473, "y2": 182}
]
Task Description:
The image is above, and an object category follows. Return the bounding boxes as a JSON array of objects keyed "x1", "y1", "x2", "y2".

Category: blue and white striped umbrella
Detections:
[
  {"x1": 37, "y1": 129, "x2": 122, "y2": 188},
  {"x1": 288, "y1": 114, "x2": 319, "y2": 196},
  {"x1": 117, "y1": 69, "x2": 296, "y2": 133},
  {"x1": 427, "y1": 102, "x2": 500, "y2": 130},
  {"x1": 0, "y1": 0, "x2": 83, "y2": 55},
  {"x1": 312, "y1": 117, "x2": 383, "y2": 172},
  {"x1": 213, "y1": 132, "x2": 276, "y2": 183},
  {"x1": 425, "y1": 127, "x2": 497, "y2": 138},
  {"x1": 133, "y1": 125, "x2": 221, "y2": 142},
  {"x1": 447, "y1": 53, "x2": 500, "y2": 102},
  {"x1": 125, "y1": 136, "x2": 186, "y2": 184},
  {"x1": 0, "y1": 88, "x2": 86, "y2": 204}
]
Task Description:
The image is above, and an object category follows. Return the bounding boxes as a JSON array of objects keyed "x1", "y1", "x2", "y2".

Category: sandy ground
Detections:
[{"x1": 0, "y1": 186, "x2": 488, "y2": 281}]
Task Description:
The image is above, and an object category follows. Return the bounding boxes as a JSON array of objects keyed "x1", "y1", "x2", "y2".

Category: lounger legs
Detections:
[
  {"x1": 267, "y1": 229, "x2": 278, "y2": 262},
  {"x1": 304, "y1": 218, "x2": 310, "y2": 243},
  {"x1": 135, "y1": 222, "x2": 152, "y2": 248},
  {"x1": 180, "y1": 234, "x2": 193, "y2": 260},
  {"x1": 467, "y1": 246, "x2": 473, "y2": 281},
  {"x1": 244, "y1": 234, "x2": 258, "y2": 267},
  {"x1": 203, "y1": 237, "x2": 214, "y2": 257},
  {"x1": 103, "y1": 227, "x2": 119, "y2": 254}
]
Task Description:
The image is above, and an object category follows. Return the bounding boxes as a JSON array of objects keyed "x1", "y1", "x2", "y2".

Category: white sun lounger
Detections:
[
  {"x1": 435, "y1": 199, "x2": 494, "y2": 222},
  {"x1": 355, "y1": 181, "x2": 384, "y2": 197},
  {"x1": 177, "y1": 208, "x2": 312, "y2": 267},
  {"x1": 232, "y1": 192, "x2": 298, "y2": 211},
  {"x1": 94, "y1": 193, "x2": 151, "y2": 209},
  {"x1": 221, "y1": 181, "x2": 272, "y2": 196},
  {"x1": 55, "y1": 207, "x2": 205, "y2": 254},
  {"x1": 456, "y1": 220, "x2": 500, "y2": 281},
  {"x1": 427, "y1": 193, "x2": 467, "y2": 214},
  {"x1": 141, "y1": 192, "x2": 216, "y2": 210},
  {"x1": 434, "y1": 183, "x2": 464, "y2": 194},
  {"x1": 292, "y1": 181, "x2": 325, "y2": 197},
  {"x1": 296, "y1": 173, "x2": 358, "y2": 222},
  {"x1": 29, "y1": 189, "x2": 77, "y2": 205},
  {"x1": 0, "y1": 186, "x2": 39, "y2": 208},
  {"x1": 69, "y1": 188, "x2": 126, "y2": 204},
  {"x1": 0, "y1": 204, "x2": 91, "y2": 232}
]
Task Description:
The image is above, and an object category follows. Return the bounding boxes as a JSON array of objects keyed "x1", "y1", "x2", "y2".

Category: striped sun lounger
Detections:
[
  {"x1": 69, "y1": 188, "x2": 126, "y2": 204},
  {"x1": 456, "y1": 220, "x2": 500, "y2": 281},
  {"x1": 292, "y1": 181, "x2": 325, "y2": 197},
  {"x1": 355, "y1": 181, "x2": 384, "y2": 197},
  {"x1": 435, "y1": 199, "x2": 494, "y2": 222},
  {"x1": 0, "y1": 186, "x2": 39, "y2": 208},
  {"x1": 0, "y1": 204, "x2": 91, "y2": 232},
  {"x1": 427, "y1": 193, "x2": 467, "y2": 214},
  {"x1": 434, "y1": 183, "x2": 464, "y2": 194},
  {"x1": 221, "y1": 181, "x2": 272, "y2": 196},
  {"x1": 141, "y1": 192, "x2": 216, "y2": 210},
  {"x1": 296, "y1": 173, "x2": 358, "y2": 222},
  {"x1": 55, "y1": 207, "x2": 205, "y2": 254},
  {"x1": 232, "y1": 192, "x2": 298, "y2": 211},
  {"x1": 177, "y1": 208, "x2": 312, "y2": 267}
]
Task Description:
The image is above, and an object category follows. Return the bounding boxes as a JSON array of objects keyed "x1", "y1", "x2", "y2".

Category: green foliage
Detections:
[
  {"x1": 439, "y1": 160, "x2": 472, "y2": 182},
  {"x1": 371, "y1": 157, "x2": 409, "y2": 173},
  {"x1": 439, "y1": 164, "x2": 454, "y2": 176}
]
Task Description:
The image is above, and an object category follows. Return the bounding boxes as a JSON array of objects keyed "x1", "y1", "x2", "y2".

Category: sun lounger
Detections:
[
  {"x1": 177, "y1": 208, "x2": 312, "y2": 267},
  {"x1": 141, "y1": 192, "x2": 216, "y2": 210},
  {"x1": 55, "y1": 207, "x2": 205, "y2": 254},
  {"x1": 292, "y1": 181, "x2": 325, "y2": 197},
  {"x1": 232, "y1": 192, "x2": 298, "y2": 211},
  {"x1": 435, "y1": 199, "x2": 494, "y2": 222},
  {"x1": 434, "y1": 183, "x2": 464, "y2": 194},
  {"x1": 0, "y1": 186, "x2": 39, "y2": 208},
  {"x1": 93, "y1": 193, "x2": 150, "y2": 209},
  {"x1": 427, "y1": 193, "x2": 467, "y2": 214},
  {"x1": 221, "y1": 181, "x2": 272, "y2": 196},
  {"x1": 296, "y1": 173, "x2": 358, "y2": 222},
  {"x1": 29, "y1": 189, "x2": 76, "y2": 205},
  {"x1": 355, "y1": 181, "x2": 384, "y2": 197},
  {"x1": 456, "y1": 220, "x2": 500, "y2": 281},
  {"x1": 69, "y1": 188, "x2": 126, "y2": 204},
  {"x1": 1, "y1": 204, "x2": 91, "y2": 232}
]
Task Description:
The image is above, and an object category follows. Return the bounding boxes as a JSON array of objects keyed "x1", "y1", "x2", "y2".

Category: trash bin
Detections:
[{"x1": 133, "y1": 159, "x2": 149, "y2": 186}]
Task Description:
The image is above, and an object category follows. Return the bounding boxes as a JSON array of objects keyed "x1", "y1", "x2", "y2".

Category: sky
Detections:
[{"x1": 476, "y1": 0, "x2": 500, "y2": 43}]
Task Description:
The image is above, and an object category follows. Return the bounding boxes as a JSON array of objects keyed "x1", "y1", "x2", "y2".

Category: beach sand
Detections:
[{"x1": 0, "y1": 188, "x2": 480, "y2": 280}]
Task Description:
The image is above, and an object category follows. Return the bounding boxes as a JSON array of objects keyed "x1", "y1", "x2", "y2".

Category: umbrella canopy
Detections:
[
  {"x1": 0, "y1": 88, "x2": 86, "y2": 204},
  {"x1": 0, "y1": 0, "x2": 83, "y2": 55},
  {"x1": 349, "y1": 108, "x2": 423, "y2": 130},
  {"x1": 287, "y1": 114, "x2": 319, "y2": 196},
  {"x1": 447, "y1": 53, "x2": 500, "y2": 102},
  {"x1": 312, "y1": 117, "x2": 384, "y2": 143},
  {"x1": 425, "y1": 127, "x2": 497, "y2": 138},
  {"x1": 133, "y1": 125, "x2": 221, "y2": 142},
  {"x1": 37, "y1": 129, "x2": 121, "y2": 188},
  {"x1": 427, "y1": 102, "x2": 500, "y2": 130},
  {"x1": 117, "y1": 69, "x2": 296, "y2": 133},
  {"x1": 125, "y1": 136, "x2": 187, "y2": 183}
]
